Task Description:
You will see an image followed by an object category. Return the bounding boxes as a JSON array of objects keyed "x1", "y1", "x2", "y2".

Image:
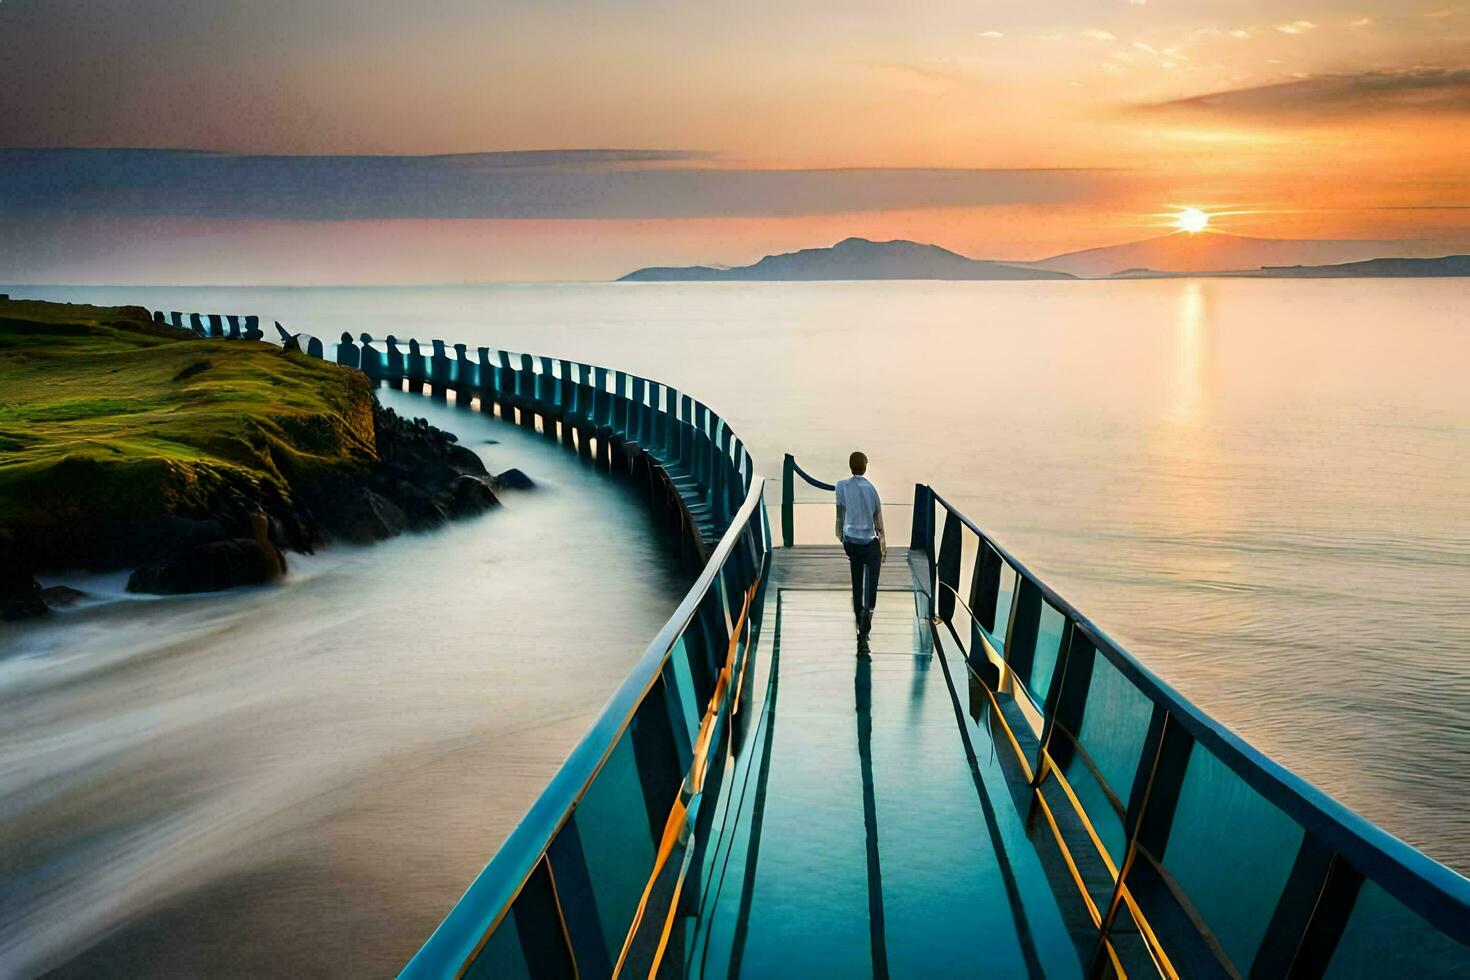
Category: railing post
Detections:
[
  {"x1": 911, "y1": 484, "x2": 936, "y2": 620},
  {"x1": 781, "y1": 453, "x2": 796, "y2": 547},
  {"x1": 909, "y1": 483, "x2": 932, "y2": 553}
]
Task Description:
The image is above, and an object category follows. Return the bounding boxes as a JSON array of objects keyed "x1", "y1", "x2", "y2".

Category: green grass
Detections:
[{"x1": 0, "y1": 299, "x2": 378, "y2": 536}]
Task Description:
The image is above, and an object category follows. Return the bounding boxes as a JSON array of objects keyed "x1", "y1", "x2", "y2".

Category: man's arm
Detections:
[
  {"x1": 874, "y1": 502, "x2": 887, "y2": 559},
  {"x1": 835, "y1": 481, "x2": 845, "y2": 543}
]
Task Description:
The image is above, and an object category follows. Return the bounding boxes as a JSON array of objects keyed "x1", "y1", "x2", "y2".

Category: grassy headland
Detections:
[
  {"x1": 0, "y1": 300, "x2": 377, "y2": 534},
  {"x1": 0, "y1": 299, "x2": 497, "y2": 616}
]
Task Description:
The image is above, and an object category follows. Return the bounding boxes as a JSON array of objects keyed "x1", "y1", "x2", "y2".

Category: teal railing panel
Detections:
[
  {"x1": 401, "y1": 482, "x2": 768, "y2": 978},
  {"x1": 911, "y1": 484, "x2": 1470, "y2": 977}
]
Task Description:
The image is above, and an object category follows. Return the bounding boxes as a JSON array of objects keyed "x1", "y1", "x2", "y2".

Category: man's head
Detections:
[{"x1": 849, "y1": 451, "x2": 868, "y2": 475}]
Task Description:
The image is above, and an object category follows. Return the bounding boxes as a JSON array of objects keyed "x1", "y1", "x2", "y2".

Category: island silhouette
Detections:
[
  {"x1": 620, "y1": 234, "x2": 1469, "y2": 282},
  {"x1": 620, "y1": 237, "x2": 1073, "y2": 281}
]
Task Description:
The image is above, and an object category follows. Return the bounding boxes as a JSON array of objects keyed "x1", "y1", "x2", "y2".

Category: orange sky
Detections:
[{"x1": 1, "y1": 0, "x2": 1467, "y2": 281}]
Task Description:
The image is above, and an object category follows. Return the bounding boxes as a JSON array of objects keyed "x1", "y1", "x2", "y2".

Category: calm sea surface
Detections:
[{"x1": 3, "y1": 279, "x2": 1467, "y2": 974}]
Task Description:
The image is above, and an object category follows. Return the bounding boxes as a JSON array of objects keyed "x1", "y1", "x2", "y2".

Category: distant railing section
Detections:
[
  {"x1": 339, "y1": 333, "x2": 754, "y2": 532},
  {"x1": 906, "y1": 482, "x2": 1470, "y2": 978},
  {"x1": 147, "y1": 312, "x2": 755, "y2": 544},
  {"x1": 152, "y1": 309, "x2": 266, "y2": 341}
]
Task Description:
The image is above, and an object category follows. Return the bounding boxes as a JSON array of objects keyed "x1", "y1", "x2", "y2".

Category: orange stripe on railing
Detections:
[{"x1": 612, "y1": 580, "x2": 759, "y2": 978}]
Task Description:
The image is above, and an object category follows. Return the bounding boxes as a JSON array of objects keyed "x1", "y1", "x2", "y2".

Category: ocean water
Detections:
[
  {"x1": 0, "y1": 391, "x2": 689, "y2": 976},
  {"x1": 3, "y1": 279, "x2": 1468, "y2": 973}
]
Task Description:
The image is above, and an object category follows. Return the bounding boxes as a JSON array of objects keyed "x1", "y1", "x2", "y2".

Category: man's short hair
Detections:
[{"x1": 849, "y1": 451, "x2": 868, "y2": 475}]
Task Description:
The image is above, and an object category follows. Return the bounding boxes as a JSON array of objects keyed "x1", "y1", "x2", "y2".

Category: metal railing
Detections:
[
  {"x1": 779, "y1": 453, "x2": 914, "y2": 548},
  {"x1": 343, "y1": 334, "x2": 755, "y2": 534},
  {"x1": 153, "y1": 309, "x2": 265, "y2": 341},
  {"x1": 133, "y1": 312, "x2": 1470, "y2": 976},
  {"x1": 404, "y1": 480, "x2": 770, "y2": 978},
  {"x1": 906, "y1": 481, "x2": 1470, "y2": 978},
  {"x1": 148, "y1": 308, "x2": 775, "y2": 978}
]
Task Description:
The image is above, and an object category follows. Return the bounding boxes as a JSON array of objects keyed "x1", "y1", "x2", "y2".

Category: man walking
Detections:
[{"x1": 836, "y1": 451, "x2": 885, "y2": 653}]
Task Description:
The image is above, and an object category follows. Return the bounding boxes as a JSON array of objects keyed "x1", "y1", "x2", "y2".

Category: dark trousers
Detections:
[{"x1": 843, "y1": 537, "x2": 882, "y2": 615}]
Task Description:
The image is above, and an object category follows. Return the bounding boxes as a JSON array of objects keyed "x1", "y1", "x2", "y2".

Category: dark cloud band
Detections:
[
  {"x1": 1137, "y1": 67, "x2": 1470, "y2": 118},
  {"x1": 0, "y1": 149, "x2": 1118, "y2": 220}
]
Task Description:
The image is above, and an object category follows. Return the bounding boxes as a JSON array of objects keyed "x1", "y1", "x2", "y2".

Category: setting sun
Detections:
[{"x1": 1176, "y1": 208, "x2": 1210, "y2": 234}]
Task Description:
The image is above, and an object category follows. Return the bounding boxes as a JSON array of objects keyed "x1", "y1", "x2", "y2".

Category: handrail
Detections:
[
  {"x1": 789, "y1": 454, "x2": 836, "y2": 491},
  {"x1": 402, "y1": 477, "x2": 768, "y2": 977},
  {"x1": 118, "y1": 316, "x2": 1470, "y2": 975},
  {"x1": 924, "y1": 488, "x2": 1470, "y2": 929},
  {"x1": 151, "y1": 307, "x2": 772, "y2": 976},
  {"x1": 914, "y1": 481, "x2": 1470, "y2": 974},
  {"x1": 779, "y1": 453, "x2": 837, "y2": 546}
]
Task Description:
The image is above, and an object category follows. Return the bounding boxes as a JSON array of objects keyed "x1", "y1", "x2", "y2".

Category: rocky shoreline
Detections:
[
  {"x1": 0, "y1": 299, "x2": 525, "y2": 620},
  {"x1": 2, "y1": 403, "x2": 514, "y2": 619}
]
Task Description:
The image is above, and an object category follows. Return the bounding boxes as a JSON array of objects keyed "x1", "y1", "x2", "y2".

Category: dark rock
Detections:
[
  {"x1": 127, "y1": 538, "x2": 287, "y2": 595},
  {"x1": 1, "y1": 576, "x2": 47, "y2": 620},
  {"x1": 39, "y1": 585, "x2": 88, "y2": 608},
  {"x1": 332, "y1": 488, "x2": 410, "y2": 543},
  {"x1": 373, "y1": 405, "x2": 488, "y2": 487},
  {"x1": 443, "y1": 475, "x2": 499, "y2": 517},
  {"x1": 29, "y1": 511, "x2": 231, "y2": 574},
  {"x1": 389, "y1": 479, "x2": 448, "y2": 530},
  {"x1": 444, "y1": 441, "x2": 487, "y2": 475},
  {"x1": 494, "y1": 468, "x2": 535, "y2": 491}
]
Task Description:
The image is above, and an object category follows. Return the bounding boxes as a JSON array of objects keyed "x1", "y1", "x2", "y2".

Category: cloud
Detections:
[
  {"x1": 1348, "y1": 17, "x2": 1374, "y2": 28},
  {"x1": 1135, "y1": 67, "x2": 1470, "y2": 118},
  {"x1": 1081, "y1": 29, "x2": 1118, "y2": 42},
  {"x1": 978, "y1": 31, "x2": 1005, "y2": 38},
  {"x1": 0, "y1": 148, "x2": 1122, "y2": 221},
  {"x1": 1275, "y1": 20, "x2": 1318, "y2": 34}
]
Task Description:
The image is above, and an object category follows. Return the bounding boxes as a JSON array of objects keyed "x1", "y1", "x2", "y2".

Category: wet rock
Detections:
[
  {"x1": 390, "y1": 479, "x2": 449, "y2": 530},
  {"x1": 332, "y1": 488, "x2": 410, "y2": 543},
  {"x1": 445, "y1": 443, "x2": 486, "y2": 475},
  {"x1": 1, "y1": 575, "x2": 47, "y2": 620},
  {"x1": 494, "y1": 468, "x2": 535, "y2": 491},
  {"x1": 39, "y1": 585, "x2": 88, "y2": 608},
  {"x1": 127, "y1": 537, "x2": 287, "y2": 595},
  {"x1": 443, "y1": 475, "x2": 499, "y2": 517}
]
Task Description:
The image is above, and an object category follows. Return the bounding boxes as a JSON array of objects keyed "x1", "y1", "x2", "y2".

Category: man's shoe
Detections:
[{"x1": 857, "y1": 634, "x2": 871, "y2": 655}]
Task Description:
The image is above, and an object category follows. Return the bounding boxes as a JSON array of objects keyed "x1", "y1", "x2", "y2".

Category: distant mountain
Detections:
[
  {"x1": 1107, "y1": 254, "x2": 1470, "y2": 279},
  {"x1": 1031, "y1": 231, "x2": 1430, "y2": 278},
  {"x1": 1231, "y1": 254, "x2": 1469, "y2": 279},
  {"x1": 619, "y1": 237, "x2": 1075, "y2": 281}
]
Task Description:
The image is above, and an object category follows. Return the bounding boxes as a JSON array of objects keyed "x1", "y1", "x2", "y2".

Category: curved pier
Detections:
[{"x1": 149, "y1": 311, "x2": 1470, "y2": 978}]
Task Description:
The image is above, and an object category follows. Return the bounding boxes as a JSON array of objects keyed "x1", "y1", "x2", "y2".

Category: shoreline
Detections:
[{"x1": 0, "y1": 299, "x2": 513, "y2": 619}]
